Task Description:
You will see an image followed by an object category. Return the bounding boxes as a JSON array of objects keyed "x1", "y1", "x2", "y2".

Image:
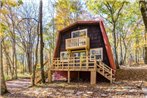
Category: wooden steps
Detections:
[{"x1": 96, "y1": 61, "x2": 115, "y2": 83}]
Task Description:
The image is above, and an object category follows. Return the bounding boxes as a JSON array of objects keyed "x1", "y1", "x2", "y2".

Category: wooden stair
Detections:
[{"x1": 96, "y1": 61, "x2": 115, "y2": 83}]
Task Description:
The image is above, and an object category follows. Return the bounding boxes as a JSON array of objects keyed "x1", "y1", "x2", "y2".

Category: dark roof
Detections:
[{"x1": 59, "y1": 21, "x2": 100, "y2": 33}]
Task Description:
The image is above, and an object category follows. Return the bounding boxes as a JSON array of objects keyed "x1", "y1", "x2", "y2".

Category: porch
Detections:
[{"x1": 48, "y1": 56, "x2": 115, "y2": 84}]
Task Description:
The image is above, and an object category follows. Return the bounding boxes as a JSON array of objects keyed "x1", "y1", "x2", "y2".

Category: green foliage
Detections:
[
  {"x1": 87, "y1": 0, "x2": 129, "y2": 23},
  {"x1": 55, "y1": 0, "x2": 83, "y2": 30},
  {"x1": 18, "y1": 0, "x2": 23, "y2": 6},
  {"x1": 1, "y1": 0, "x2": 23, "y2": 7},
  {"x1": 87, "y1": 0, "x2": 144, "y2": 64},
  {"x1": 4, "y1": 75, "x2": 11, "y2": 81},
  {"x1": 17, "y1": 73, "x2": 31, "y2": 78},
  {"x1": 0, "y1": 23, "x2": 8, "y2": 37}
]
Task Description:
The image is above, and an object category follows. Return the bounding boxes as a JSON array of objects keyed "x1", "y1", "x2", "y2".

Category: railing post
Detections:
[
  {"x1": 77, "y1": 37, "x2": 79, "y2": 46},
  {"x1": 54, "y1": 59, "x2": 56, "y2": 68},
  {"x1": 62, "y1": 60, "x2": 63, "y2": 69},
  {"x1": 110, "y1": 69, "x2": 113, "y2": 83},
  {"x1": 86, "y1": 56, "x2": 88, "y2": 70},
  {"x1": 80, "y1": 57, "x2": 82, "y2": 70},
  {"x1": 94, "y1": 56, "x2": 97, "y2": 71},
  {"x1": 57, "y1": 58, "x2": 59, "y2": 69},
  {"x1": 103, "y1": 64, "x2": 104, "y2": 75},
  {"x1": 86, "y1": 49, "x2": 88, "y2": 70},
  {"x1": 73, "y1": 57, "x2": 75, "y2": 70},
  {"x1": 68, "y1": 57, "x2": 69, "y2": 70}
]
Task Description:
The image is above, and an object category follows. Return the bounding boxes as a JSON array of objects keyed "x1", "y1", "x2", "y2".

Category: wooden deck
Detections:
[
  {"x1": 48, "y1": 56, "x2": 115, "y2": 84},
  {"x1": 34, "y1": 56, "x2": 115, "y2": 84}
]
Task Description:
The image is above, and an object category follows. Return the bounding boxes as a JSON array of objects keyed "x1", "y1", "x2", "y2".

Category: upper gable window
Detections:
[{"x1": 71, "y1": 29, "x2": 87, "y2": 38}]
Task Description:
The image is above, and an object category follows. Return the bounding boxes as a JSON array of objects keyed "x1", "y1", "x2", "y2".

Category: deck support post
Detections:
[
  {"x1": 48, "y1": 70, "x2": 52, "y2": 83},
  {"x1": 68, "y1": 71, "x2": 70, "y2": 83},
  {"x1": 78, "y1": 71, "x2": 80, "y2": 81},
  {"x1": 90, "y1": 71, "x2": 96, "y2": 85}
]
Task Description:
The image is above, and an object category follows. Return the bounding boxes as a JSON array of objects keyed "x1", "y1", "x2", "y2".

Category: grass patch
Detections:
[{"x1": 17, "y1": 72, "x2": 31, "y2": 78}]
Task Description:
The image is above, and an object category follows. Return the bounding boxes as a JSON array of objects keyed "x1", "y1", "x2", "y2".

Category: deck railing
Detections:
[
  {"x1": 50, "y1": 56, "x2": 97, "y2": 71},
  {"x1": 49, "y1": 56, "x2": 115, "y2": 83},
  {"x1": 66, "y1": 36, "x2": 90, "y2": 50}
]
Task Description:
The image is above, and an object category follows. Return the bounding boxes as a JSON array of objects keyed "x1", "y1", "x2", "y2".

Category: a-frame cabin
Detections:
[{"x1": 48, "y1": 20, "x2": 116, "y2": 84}]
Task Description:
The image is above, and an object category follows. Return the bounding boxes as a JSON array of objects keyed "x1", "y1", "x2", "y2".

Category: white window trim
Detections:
[
  {"x1": 90, "y1": 48, "x2": 103, "y2": 61},
  {"x1": 60, "y1": 51, "x2": 69, "y2": 62},
  {"x1": 71, "y1": 29, "x2": 87, "y2": 38}
]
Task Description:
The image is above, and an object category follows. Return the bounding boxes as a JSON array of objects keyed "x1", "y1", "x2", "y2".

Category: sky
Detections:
[
  {"x1": 22, "y1": 0, "x2": 55, "y2": 4},
  {"x1": 20, "y1": 0, "x2": 56, "y2": 25}
]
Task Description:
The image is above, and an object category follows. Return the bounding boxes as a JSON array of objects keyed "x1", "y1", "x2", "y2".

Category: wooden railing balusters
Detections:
[
  {"x1": 73, "y1": 57, "x2": 75, "y2": 70},
  {"x1": 62, "y1": 60, "x2": 63, "y2": 69},
  {"x1": 50, "y1": 56, "x2": 115, "y2": 83},
  {"x1": 80, "y1": 57, "x2": 82, "y2": 70},
  {"x1": 68, "y1": 57, "x2": 69, "y2": 70},
  {"x1": 86, "y1": 56, "x2": 88, "y2": 70},
  {"x1": 103, "y1": 64, "x2": 104, "y2": 75}
]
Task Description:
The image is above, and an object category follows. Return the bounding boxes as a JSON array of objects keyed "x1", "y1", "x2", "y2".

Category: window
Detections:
[
  {"x1": 72, "y1": 51, "x2": 86, "y2": 64},
  {"x1": 90, "y1": 48, "x2": 103, "y2": 61},
  {"x1": 60, "y1": 51, "x2": 69, "y2": 62},
  {"x1": 71, "y1": 29, "x2": 87, "y2": 38},
  {"x1": 72, "y1": 51, "x2": 86, "y2": 58}
]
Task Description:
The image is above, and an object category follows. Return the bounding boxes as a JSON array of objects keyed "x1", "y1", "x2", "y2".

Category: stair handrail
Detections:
[{"x1": 98, "y1": 60, "x2": 115, "y2": 73}]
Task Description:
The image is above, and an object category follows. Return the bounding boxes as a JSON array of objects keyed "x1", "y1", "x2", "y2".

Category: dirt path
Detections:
[
  {"x1": 3, "y1": 78, "x2": 31, "y2": 98},
  {"x1": 2, "y1": 78, "x2": 145, "y2": 98}
]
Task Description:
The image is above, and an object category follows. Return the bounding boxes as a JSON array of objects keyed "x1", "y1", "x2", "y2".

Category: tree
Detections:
[
  {"x1": 139, "y1": 0, "x2": 147, "y2": 64},
  {"x1": 55, "y1": 0, "x2": 84, "y2": 31},
  {"x1": 115, "y1": 2, "x2": 143, "y2": 65},
  {"x1": 39, "y1": 0, "x2": 45, "y2": 83},
  {"x1": 15, "y1": 2, "x2": 39, "y2": 74},
  {"x1": 32, "y1": 22, "x2": 39, "y2": 86},
  {"x1": 4, "y1": 5, "x2": 18, "y2": 79},
  {"x1": 0, "y1": 0, "x2": 21, "y2": 94},
  {"x1": 0, "y1": 32, "x2": 8, "y2": 95},
  {"x1": 87, "y1": 0, "x2": 127, "y2": 68}
]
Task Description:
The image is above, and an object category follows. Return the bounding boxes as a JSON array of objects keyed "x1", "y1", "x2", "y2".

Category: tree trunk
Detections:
[
  {"x1": 119, "y1": 35, "x2": 123, "y2": 65},
  {"x1": 26, "y1": 51, "x2": 32, "y2": 74},
  {"x1": 12, "y1": 25, "x2": 17, "y2": 79},
  {"x1": 39, "y1": 0, "x2": 45, "y2": 83},
  {"x1": 140, "y1": 0, "x2": 147, "y2": 64},
  {"x1": 3, "y1": 45, "x2": 13, "y2": 78},
  {"x1": 112, "y1": 24, "x2": 119, "y2": 68},
  {"x1": 122, "y1": 39, "x2": 127, "y2": 65},
  {"x1": 0, "y1": 39, "x2": 7, "y2": 95},
  {"x1": 144, "y1": 47, "x2": 147, "y2": 63},
  {"x1": 32, "y1": 22, "x2": 39, "y2": 86}
]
